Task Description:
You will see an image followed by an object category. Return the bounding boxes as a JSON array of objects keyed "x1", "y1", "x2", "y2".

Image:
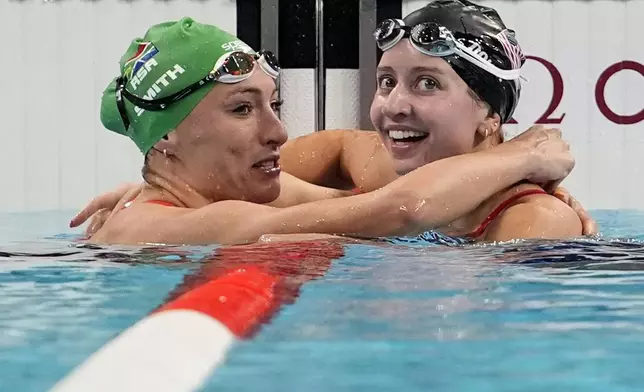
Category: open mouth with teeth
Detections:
[
  {"x1": 388, "y1": 129, "x2": 429, "y2": 144},
  {"x1": 252, "y1": 158, "x2": 281, "y2": 175}
]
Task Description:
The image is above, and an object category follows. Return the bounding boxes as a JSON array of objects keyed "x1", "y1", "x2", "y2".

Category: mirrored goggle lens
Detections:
[
  {"x1": 411, "y1": 23, "x2": 440, "y2": 44},
  {"x1": 259, "y1": 50, "x2": 281, "y2": 73},
  {"x1": 220, "y1": 51, "x2": 256, "y2": 77},
  {"x1": 410, "y1": 23, "x2": 455, "y2": 56},
  {"x1": 374, "y1": 19, "x2": 402, "y2": 49}
]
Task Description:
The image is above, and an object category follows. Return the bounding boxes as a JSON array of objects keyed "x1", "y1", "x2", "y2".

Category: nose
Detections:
[
  {"x1": 261, "y1": 109, "x2": 288, "y2": 148},
  {"x1": 381, "y1": 85, "x2": 412, "y2": 120}
]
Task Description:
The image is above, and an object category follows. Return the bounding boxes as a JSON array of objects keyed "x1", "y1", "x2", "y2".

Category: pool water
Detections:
[{"x1": 1, "y1": 209, "x2": 644, "y2": 391}]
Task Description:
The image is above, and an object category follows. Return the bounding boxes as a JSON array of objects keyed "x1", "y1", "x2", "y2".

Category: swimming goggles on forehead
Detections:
[
  {"x1": 115, "y1": 50, "x2": 280, "y2": 130},
  {"x1": 374, "y1": 19, "x2": 523, "y2": 82}
]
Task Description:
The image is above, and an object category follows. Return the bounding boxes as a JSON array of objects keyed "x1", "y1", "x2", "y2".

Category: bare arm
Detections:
[
  {"x1": 280, "y1": 129, "x2": 397, "y2": 191},
  {"x1": 483, "y1": 196, "x2": 583, "y2": 242},
  {"x1": 107, "y1": 139, "x2": 568, "y2": 245},
  {"x1": 280, "y1": 129, "x2": 354, "y2": 189},
  {"x1": 74, "y1": 126, "x2": 597, "y2": 236},
  {"x1": 338, "y1": 131, "x2": 399, "y2": 191},
  {"x1": 266, "y1": 172, "x2": 353, "y2": 208}
]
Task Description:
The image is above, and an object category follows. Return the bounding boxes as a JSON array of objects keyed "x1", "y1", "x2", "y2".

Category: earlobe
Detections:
[
  {"x1": 478, "y1": 113, "x2": 502, "y2": 137},
  {"x1": 476, "y1": 122, "x2": 492, "y2": 138}
]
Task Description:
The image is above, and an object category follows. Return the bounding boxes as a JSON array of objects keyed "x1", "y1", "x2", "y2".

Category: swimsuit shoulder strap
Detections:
[
  {"x1": 122, "y1": 199, "x2": 177, "y2": 210},
  {"x1": 144, "y1": 200, "x2": 176, "y2": 207},
  {"x1": 466, "y1": 188, "x2": 548, "y2": 239}
]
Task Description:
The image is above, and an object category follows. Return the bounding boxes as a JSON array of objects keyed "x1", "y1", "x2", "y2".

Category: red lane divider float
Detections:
[{"x1": 51, "y1": 240, "x2": 344, "y2": 392}]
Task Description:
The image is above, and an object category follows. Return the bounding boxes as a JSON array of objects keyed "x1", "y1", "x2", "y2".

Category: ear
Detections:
[{"x1": 476, "y1": 112, "x2": 502, "y2": 139}]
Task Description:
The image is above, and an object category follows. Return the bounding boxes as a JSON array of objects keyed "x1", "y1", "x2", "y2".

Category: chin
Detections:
[
  {"x1": 249, "y1": 182, "x2": 282, "y2": 204},
  {"x1": 393, "y1": 158, "x2": 425, "y2": 176}
]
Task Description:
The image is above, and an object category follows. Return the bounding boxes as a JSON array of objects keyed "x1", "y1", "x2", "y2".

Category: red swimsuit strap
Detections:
[
  {"x1": 121, "y1": 199, "x2": 176, "y2": 210},
  {"x1": 465, "y1": 189, "x2": 548, "y2": 239},
  {"x1": 144, "y1": 200, "x2": 176, "y2": 207}
]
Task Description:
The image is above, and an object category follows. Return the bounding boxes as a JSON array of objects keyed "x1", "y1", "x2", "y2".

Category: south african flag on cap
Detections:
[{"x1": 123, "y1": 42, "x2": 159, "y2": 80}]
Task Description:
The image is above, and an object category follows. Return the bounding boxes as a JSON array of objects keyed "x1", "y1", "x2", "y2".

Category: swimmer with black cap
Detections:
[
  {"x1": 369, "y1": 0, "x2": 582, "y2": 240},
  {"x1": 372, "y1": 0, "x2": 525, "y2": 175}
]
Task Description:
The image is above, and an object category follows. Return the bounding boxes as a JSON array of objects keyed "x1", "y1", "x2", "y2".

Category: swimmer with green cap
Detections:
[
  {"x1": 100, "y1": 17, "x2": 277, "y2": 155},
  {"x1": 88, "y1": 17, "x2": 577, "y2": 246}
]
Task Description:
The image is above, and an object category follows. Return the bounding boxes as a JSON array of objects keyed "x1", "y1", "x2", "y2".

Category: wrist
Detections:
[{"x1": 494, "y1": 140, "x2": 536, "y2": 181}]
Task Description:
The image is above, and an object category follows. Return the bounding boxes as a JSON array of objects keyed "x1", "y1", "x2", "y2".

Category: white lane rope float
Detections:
[
  {"x1": 51, "y1": 265, "x2": 280, "y2": 392},
  {"x1": 51, "y1": 240, "x2": 342, "y2": 392}
]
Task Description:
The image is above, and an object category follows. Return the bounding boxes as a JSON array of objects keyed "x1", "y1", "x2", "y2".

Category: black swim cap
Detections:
[{"x1": 403, "y1": 0, "x2": 525, "y2": 123}]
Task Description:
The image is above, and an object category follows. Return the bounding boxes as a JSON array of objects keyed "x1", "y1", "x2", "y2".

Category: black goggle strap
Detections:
[
  {"x1": 114, "y1": 73, "x2": 215, "y2": 132},
  {"x1": 114, "y1": 50, "x2": 281, "y2": 130},
  {"x1": 114, "y1": 76, "x2": 131, "y2": 132}
]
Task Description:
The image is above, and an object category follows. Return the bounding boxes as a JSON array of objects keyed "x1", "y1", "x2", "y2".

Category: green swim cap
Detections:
[{"x1": 100, "y1": 17, "x2": 255, "y2": 154}]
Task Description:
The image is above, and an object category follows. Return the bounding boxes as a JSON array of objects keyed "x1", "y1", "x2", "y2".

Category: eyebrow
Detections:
[
  {"x1": 226, "y1": 87, "x2": 278, "y2": 98},
  {"x1": 376, "y1": 65, "x2": 445, "y2": 75},
  {"x1": 376, "y1": 66, "x2": 395, "y2": 74},
  {"x1": 411, "y1": 66, "x2": 445, "y2": 75}
]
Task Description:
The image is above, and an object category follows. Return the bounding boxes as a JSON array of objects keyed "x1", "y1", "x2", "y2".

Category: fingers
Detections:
[
  {"x1": 69, "y1": 193, "x2": 122, "y2": 228},
  {"x1": 582, "y1": 217, "x2": 599, "y2": 236},
  {"x1": 69, "y1": 183, "x2": 142, "y2": 228},
  {"x1": 554, "y1": 188, "x2": 599, "y2": 236},
  {"x1": 545, "y1": 127, "x2": 562, "y2": 139},
  {"x1": 552, "y1": 186, "x2": 570, "y2": 204},
  {"x1": 566, "y1": 194, "x2": 599, "y2": 236},
  {"x1": 572, "y1": 198, "x2": 598, "y2": 236},
  {"x1": 546, "y1": 129, "x2": 569, "y2": 151},
  {"x1": 107, "y1": 186, "x2": 145, "y2": 221},
  {"x1": 84, "y1": 209, "x2": 111, "y2": 238},
  {"x1": 515, "y1": 125, "x2": 563, "y2": 145}
]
